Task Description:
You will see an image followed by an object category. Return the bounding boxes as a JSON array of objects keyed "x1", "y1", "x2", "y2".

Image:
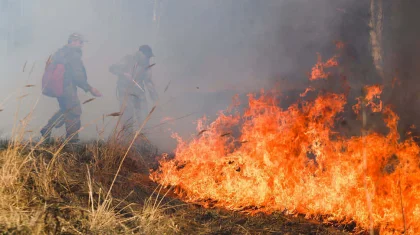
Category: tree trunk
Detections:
[{"x1": 378, "y1": 1, "x2": 420, "y2": 139}]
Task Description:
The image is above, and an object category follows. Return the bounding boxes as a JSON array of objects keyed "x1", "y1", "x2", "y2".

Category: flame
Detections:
[
  {"x1": 352, "y1": 85, "x2": 383, "y2": 115},
  {"x1": 151, "y1": 53, "x2": 420, "y2": 234},
  {"x1": 310, "y1": 54, "x2": 338, "y2": 81},
  {"x1": 300, "y1": 87, "x2": 315, "y2": 97}
]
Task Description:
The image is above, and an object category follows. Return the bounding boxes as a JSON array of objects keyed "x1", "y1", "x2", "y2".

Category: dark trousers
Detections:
[{"x1": 41, "y1": 95, "x2": 82, "y2": 141}]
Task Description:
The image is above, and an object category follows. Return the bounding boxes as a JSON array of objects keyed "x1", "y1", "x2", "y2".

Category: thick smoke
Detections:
[{"x1": 0, "y1": 0, "x2": 364, "y2": 152}]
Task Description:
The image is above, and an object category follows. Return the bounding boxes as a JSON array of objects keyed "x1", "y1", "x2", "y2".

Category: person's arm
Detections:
[
  {"x1": 67, "y1": 55, "x2": 91, "y2": 92},
  {"x1": 68, "y1": 54, "x2": 102, "y2": 97}
]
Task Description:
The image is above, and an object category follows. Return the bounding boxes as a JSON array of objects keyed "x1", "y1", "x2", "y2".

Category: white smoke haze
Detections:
[{"x1": 0, "y1": 0, "x2": 351, "y2": 152}]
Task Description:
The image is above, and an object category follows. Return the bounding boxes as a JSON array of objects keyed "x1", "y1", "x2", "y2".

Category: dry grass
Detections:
[
  {"x1": 133, "y1": 185, "x2": 181, "y2": 235},
  {"x1": 0, "y1": 123, "x2": 179, "y2": 234}
]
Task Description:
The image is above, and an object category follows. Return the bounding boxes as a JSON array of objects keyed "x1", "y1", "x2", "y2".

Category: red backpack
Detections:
[{"x1": 42, "y1": 55, "x2": 65, "y2": 97}]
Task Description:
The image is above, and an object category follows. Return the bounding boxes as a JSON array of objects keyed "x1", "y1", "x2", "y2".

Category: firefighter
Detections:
[
  {"x1": 40, "y1": 33, "x2": 102, "y2": 143},
  {"x1": 109, "y1": 45, "x2": 158, "y2": 134}
]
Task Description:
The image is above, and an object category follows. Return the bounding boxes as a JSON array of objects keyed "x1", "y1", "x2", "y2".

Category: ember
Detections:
[{"x1": 151, "y1": 52, "x2": 420, "y2": 234}]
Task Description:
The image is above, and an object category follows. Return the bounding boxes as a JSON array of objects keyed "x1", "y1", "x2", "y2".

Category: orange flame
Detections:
[
  {"x1": 300, "y1": 87, "x2": 315, "y2": 97},
  {"x1": 310, "y1": 54, "x2": 338, "y2": 80},
  {"x1": 353, "y1": 85, "x2": 383, "y2": 115},
  {"x1": 151, "y1": 53, "x2": 420, "y2": 234}
]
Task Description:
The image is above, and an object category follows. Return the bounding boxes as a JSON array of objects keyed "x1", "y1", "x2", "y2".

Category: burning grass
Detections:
[
  {"x1": 0, "y1": 136, "x2": 352, "y2": 234},
  {"x1": 0, "y1": 104, "x2": 355, "y2": 234},
  {"x1": 0, "y1": 97, "x2": 352, "y2": 234},
  {"x1": 151, "y1": 53, "x2": 420, "y2": 234}
]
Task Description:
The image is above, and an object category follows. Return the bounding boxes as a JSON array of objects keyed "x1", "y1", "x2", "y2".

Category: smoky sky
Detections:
[{"x1": 0, "y1": 0, "x2": 355, "y2": 152}]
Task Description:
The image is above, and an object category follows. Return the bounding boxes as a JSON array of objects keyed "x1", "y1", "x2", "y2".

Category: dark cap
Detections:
[
  {"x1": 68, "y1": 33, "x2": 88, "y2": 43},
  {"x1": 139, "y1": 45, "x2": 154, "y2": 58}
]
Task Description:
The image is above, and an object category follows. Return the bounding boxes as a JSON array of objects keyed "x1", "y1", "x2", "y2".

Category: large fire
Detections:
[{"x1": 151, "y1": 47, "x2": 420, "y2": 234}]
